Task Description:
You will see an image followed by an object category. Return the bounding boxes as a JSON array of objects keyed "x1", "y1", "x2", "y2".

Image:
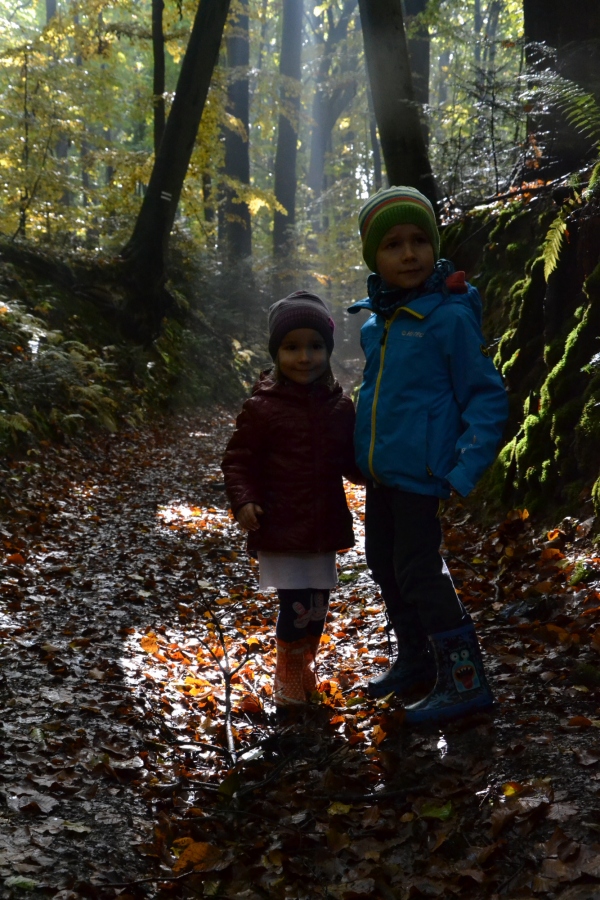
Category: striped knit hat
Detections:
[
  {"x1": 358, "y1": 186, "x2": 439, "y2": 273},
  {"x1": 268, "y1": 290, "x2": 335, "y2": 360}
]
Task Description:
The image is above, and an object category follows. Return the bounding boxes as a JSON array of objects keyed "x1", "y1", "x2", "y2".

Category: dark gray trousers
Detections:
[{"x1": 365, "y1": 483, "x2": 464, "y2": 638}]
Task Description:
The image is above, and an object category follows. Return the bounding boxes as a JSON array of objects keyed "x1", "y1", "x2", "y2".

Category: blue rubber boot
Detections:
[
  {"x1": 367, "y1": 622, "x2": 436, "y2": 699},
  {"x1": 403, "y1": 618, "x2": 494, "y2": 724}
]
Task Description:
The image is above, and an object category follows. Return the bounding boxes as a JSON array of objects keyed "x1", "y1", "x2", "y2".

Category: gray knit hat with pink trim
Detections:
[{"x1": 268, "y1": 291, "x2": 335, "y2": 360}]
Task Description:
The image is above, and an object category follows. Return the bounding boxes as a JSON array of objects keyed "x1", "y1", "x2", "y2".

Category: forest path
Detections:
[{"x1": 1, "y1": 414, "x2": 600, "y2": 899}]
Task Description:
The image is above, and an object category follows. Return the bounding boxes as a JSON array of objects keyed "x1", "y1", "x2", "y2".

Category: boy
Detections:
[{"x1": 349, "y1": 186, "x2": 508, "y2": 724}]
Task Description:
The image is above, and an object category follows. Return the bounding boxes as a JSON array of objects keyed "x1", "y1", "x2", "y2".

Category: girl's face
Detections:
[
  {"x1": 277, "y1": 328, "x2": 329, "y2": 385},
  {"x1": 375, "y1": 223, "x2": 435, "y2": 289}
]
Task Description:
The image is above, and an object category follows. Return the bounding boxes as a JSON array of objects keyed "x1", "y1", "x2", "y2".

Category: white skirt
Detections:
[{"x1": 257, "y1": 551, "x2": 338, "y2": 590}]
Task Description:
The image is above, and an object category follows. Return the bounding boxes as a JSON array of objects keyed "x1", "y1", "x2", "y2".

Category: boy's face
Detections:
[
  {"x1": 277, "y1": 328, "x2": 329, "y2": 385},
  {"x1": 375, "y1": 223, "x2": 435, "y2": 290}
]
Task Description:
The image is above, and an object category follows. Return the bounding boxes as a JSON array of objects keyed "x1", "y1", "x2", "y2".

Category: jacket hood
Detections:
[{"x1": 348, "y1": 271, "x2": 480, "y2": 322}]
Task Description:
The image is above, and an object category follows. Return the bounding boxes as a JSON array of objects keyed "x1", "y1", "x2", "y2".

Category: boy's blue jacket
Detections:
[{"x1": 349, "y1": 278, "x2": 508, "y2": 498}]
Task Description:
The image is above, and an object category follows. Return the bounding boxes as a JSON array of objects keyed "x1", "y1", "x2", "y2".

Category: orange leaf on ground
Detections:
[
  {"x1": 501, "y1": 781, "x2": 525, "y2": 796},
  {"x1": 567, "y1": 716, "x2": 592, "y2": 728},
  {"x1": 140, "y1": 633, "x2": 159, "y2": 654},
  {"x1": 327, "y1": 829, "x2": 350, "y2": 852},
  {"x1": 541, "y1": 548, "x2": 565, "y2": 560},
  {"x1": 239, "y1": 694, "x2": 262, "y2": 713},
  {"x1": 172, "y1": 840, "x2": 223, "y2": 873},
  {"x1": 372, "y1": 725, "x2": 387, "y2": 746},
  {"x1": 6, "y1": 552, "x2": 25, "y2": 565}
]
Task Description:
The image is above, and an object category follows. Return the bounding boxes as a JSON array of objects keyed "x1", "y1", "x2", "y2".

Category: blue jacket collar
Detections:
[{"x1": 348, "y1": 291, "x2": 446, "y2": 319}]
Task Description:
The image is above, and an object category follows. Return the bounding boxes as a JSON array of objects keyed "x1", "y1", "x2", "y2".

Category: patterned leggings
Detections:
[{"x1": 276, "y1": 589, "x2": 330, "y2": 642}]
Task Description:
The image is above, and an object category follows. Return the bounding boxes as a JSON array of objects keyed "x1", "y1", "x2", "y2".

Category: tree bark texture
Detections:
[
  {"x1": 367, "y1": 84, "x2": 383, "y2": 192},
  {"x1": 523, "y1": 0, "x2": 600, "y2": 176},
  {"x1": 121, "y1": 0, "x2": 232, "y2": 334},
  {"x1": 404, "y1": 0, "x2": 429, "y2": 148},
  {"x1": 273, "y1": 0, "x2": 304, "y2": 255},
  {"x1": 358, "y1": 0, "x2": 436, "y2": 206},
  {"x1": 222, "y1": 0, "x2": 251, "y2": 258},
  {"x1": 152, "y1": 0, "x2": 166, "y2": 155}
]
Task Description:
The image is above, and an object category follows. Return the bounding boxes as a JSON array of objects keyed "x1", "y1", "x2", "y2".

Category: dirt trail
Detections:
[{"x1": 1, "y1": 415, "x2": 600, "y2": 899}]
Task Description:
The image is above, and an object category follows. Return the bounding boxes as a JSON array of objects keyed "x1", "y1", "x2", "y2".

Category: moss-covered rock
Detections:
[{"x1": 446, "y1": 176, "x2": 600, "y2": 523}]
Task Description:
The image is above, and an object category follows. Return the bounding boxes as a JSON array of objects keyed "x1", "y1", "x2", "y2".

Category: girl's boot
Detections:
[
  {"x1": 303, "y1": 634, "x2": 321, "y2": 695},
  {"x1": 403, "y1": 617, "x2": 494, "y2": 725},
  {"x1": 273, "y1": 638, "x2": 307, "y2": 707},
  {"x1": 367, "y1": 615, "x2": 436, "y2": 699}
]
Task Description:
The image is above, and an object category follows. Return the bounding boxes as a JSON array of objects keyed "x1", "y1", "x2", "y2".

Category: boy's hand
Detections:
[{"x1": 236, "y1": 503, "x2": 263, "y2": 531}]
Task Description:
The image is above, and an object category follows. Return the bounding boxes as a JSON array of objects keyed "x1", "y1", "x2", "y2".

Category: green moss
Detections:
[
  {"x1": 502, "y1": 348, "x2": 520, "y2": 378},
  {"x1": 443, "y1": 197, "x2": 600, "y2": 522},
  {"x1": 592, "y1": 472, "x2": 600, "y2": 517}
]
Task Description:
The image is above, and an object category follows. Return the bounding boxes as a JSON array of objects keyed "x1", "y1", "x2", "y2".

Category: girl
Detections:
[{"x1": 221, "y1": 291, "x2": 361, "y2": 708}]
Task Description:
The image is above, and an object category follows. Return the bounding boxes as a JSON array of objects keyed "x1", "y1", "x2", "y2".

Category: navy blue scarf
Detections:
[{"x1": 367, "y1": 258, "x2": 455, "y2": 319}]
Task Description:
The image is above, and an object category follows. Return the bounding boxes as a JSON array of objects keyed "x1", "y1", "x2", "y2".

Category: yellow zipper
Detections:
[{"x1": 367, "y1": 305, "x2": 425, "y2": 480}]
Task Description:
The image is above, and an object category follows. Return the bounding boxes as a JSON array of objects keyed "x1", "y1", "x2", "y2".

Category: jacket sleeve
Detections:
[
  {"x1": 340, "y1": 396, "x2": 366, "y2": 485},
  {"x1": 442, "y1": 304, "x2": 509, "y2": 497},
  {"x1": 221, "y1": 399, "x2": 265, "y2": 515}
]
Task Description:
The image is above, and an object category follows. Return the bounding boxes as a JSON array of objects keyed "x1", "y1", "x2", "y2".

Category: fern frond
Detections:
[
  {"x1": 543, "y1": 215, "x2": 568, "y2": 281},
  {"x1": 0, "y1": 412, "x2": 33, "y2": 438},
  {"x1": 545, "y1": 76, "x2": 600, "y2": 143}
]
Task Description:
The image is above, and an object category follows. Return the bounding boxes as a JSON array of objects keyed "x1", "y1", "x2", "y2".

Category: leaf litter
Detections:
[{"x1": 1, "y1": 415, "x2": 600, "y2": 898}]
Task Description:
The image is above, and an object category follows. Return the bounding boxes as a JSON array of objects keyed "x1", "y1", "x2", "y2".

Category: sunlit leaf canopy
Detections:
[{"x1": 0, "y1": 0, "x2": 525, "y2": 270}]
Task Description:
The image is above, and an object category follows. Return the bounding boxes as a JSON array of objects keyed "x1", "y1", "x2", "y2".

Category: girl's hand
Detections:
[{"x1": 236, "y1": 503, "x2": 263, "y2": 531}]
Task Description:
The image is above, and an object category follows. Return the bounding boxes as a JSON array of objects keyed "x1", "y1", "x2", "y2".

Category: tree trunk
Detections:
[
  {"x1": 121, "y1": 0, "x2": 232, "y2": 338},
  {"x1": 307, "y1": 0, "x2": 357, "y2": 202},
  {"x1": 358, "y1": 0, "x2": 436, "y2": 206},
  {"x1": 404, "y1": 0, "x2": 429, "y2": 147},
  {"x1": 152, "y1": 0, "x2": 166, "y2": 155},
  {"x1": 222, "y1": 0, "x2": 251, "y2": 258},
  {"x1": 273, "y1": 0, "x2": 304, "y2": 255},
  {"x1": 523, "y1": 0, "x2": 600, "y2": 177},
  {"x1": 367, "y1": 84, "x2": 383, "y2": 191}
]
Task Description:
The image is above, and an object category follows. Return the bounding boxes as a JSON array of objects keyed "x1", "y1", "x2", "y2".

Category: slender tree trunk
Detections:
[
  {"x1": 307, "y1": 0, "x2": 357, "y2": 201},
  {"x1": 45, "y1": 0, "x2": 71, "y2": 208},
  {"x1": 256, "y1": 0, "x2": 269, "y2": 71},
  {"x1": 203, "y1": 173, "x2": 215, "y2": 223},
  {"x1": 121, "y1": 0, "x2": 232, "y2": 337},
  {"x1": 222, "y1": 0, "x2": 251, "y2": 258},
  {"x1": 152, "y1": 0, "x2": 166, "y2": 154},
  {"x1": 273, "y1": 0, "x2": 304, "y2": 255},
  {"x1": 358, "y1": 0, "x2": 436, "y2": 204},
  {"x1": 404, "y1": 0, "x2": 430, "y2": 147},
  {"x1": 367, "y1": 83, "x2": 383, "y2": 191},
  {"x1": 473, "y1": 0, "x2": 483, "y2": 64}
]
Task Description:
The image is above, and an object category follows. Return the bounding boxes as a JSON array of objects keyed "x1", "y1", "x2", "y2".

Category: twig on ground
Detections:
[
  {"x1": 324, "y1": 788, "x2": 409, "y2": 803},
  {"x1": 233, "y1": 753, "x2": 297, "y2": 799},
  {"x1": 96, "y1": 869, "x2": 198, "y2": 889},
  {"x1": 194, "y1": 594, "x2": 248, "y2": 765},
  {"x1": 448, "y1": 552, "x2": 481, "y2": 576}
]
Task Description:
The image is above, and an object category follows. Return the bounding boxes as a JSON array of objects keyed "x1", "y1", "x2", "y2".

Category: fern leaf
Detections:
[{"x1": 543, "y1": 215, "x2": 568, "y2": 281}]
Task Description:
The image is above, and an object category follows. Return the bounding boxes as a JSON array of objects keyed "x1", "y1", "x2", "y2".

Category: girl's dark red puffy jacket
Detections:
[{"x1": 221, "y1": 374, "x2": 361, "y2": 555}]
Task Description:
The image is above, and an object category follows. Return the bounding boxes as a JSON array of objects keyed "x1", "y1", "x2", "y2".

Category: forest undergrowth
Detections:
[{"x1": 2, "y1": 414, "x2": 600, "y2": 899}]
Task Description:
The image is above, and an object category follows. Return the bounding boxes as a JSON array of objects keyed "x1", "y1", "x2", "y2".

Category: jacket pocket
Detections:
[{"x1": 375, "y1": 409, "x2": 427, "y2": 482}]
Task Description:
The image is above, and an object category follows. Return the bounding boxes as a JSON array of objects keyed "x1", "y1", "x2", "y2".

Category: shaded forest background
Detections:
[{"x1": 2, "y1": 0, "x2": 600, "y2": 523}]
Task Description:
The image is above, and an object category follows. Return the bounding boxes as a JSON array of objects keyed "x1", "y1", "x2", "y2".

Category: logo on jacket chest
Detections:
[{"x1": 401, "y1": 329, "x2": 424, "y2": 338}]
